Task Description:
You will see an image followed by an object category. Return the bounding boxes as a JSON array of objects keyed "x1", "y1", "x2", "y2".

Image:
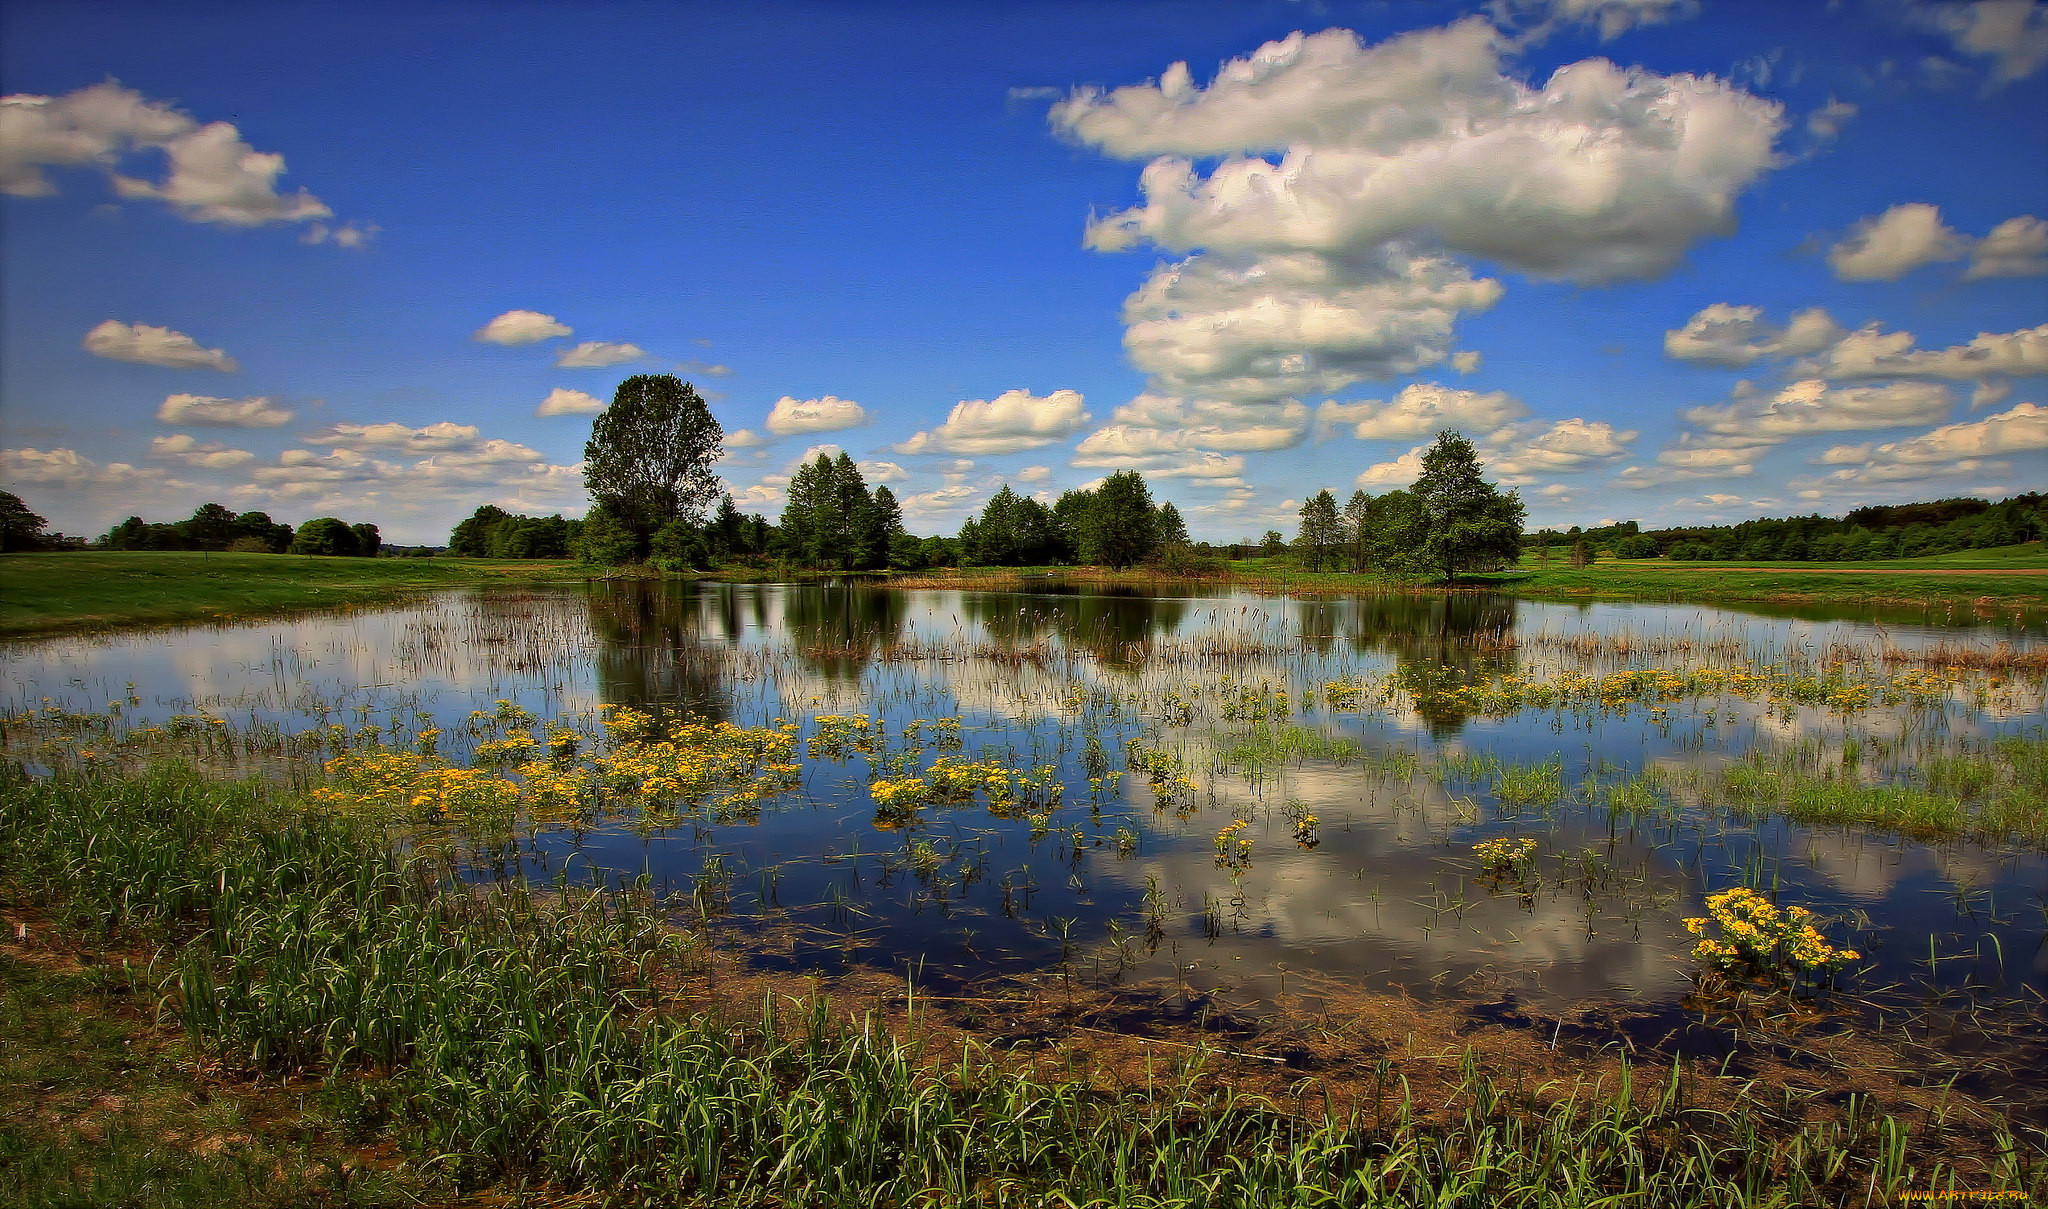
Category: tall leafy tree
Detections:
[
  {"x1": 1342, "y1": 490, "x2": 1372, "y2": 571},
  {"x1": 1156, "y1": 501, "x2": 1189, "y2": 548},
  {"x1": 583, "y1": 375, "x2": 723, "y2": 547},
  {"x1": 866, "y1": 485, "x2": 903, "y2": 569},
  {"x1": 1411, "y1": 429, "x2": 1525, "y2": 581},
  {"x1": 1294, "y1": 490, "x2": 1343, "y2": 570},
  {"x1": 0, "y1": 490, "x2": 50, "y2": 552},
  {"x1": 178, "y1": 503, "x2": 238, "y2": 550},
  {"x1": 289, "y1": 517, "x2": 361, "y2": 556},
  {"x1": 1085, "y1": 471, "x2": 1159, "y2": 569}
]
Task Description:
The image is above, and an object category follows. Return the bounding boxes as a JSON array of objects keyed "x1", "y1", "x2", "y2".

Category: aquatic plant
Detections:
[{"x1": 1686, "y1": 887, "x2": 1860, "y2": 985}]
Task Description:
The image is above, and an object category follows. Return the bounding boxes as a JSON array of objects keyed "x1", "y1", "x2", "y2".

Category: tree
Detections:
[
  {"x1": 1084, "y1": 471, "x2": 1158, "y2": 569},
  {"x1": 1294, "y1": 490, "x2": 1343, "y2": 571},
  {"x1": 0, "y1": 491, "x2": 49, "y2": 552},
  {"x1": 450, "y1": 505, "x2": 512, "y2": 556},
  {"x1": 1259, "y1": 530, "x2": 1286, "y2": 557},
  {"x1": 1360, "y1": 490, "x2": 1431, "y2": 579},
  {"x1": 350, "y1": 522, "x2": 382, "y2": 557},
  {"x1": 1411, "y1": 430, "x2": 1525, "y2": 581},
  {"x1": 1342, "y1": 491, "x2": 1372, "y2": 571},
  {"x1": 583, "y1": 375, "x2": 723, "y2": 548},
  {"x1": 867, "y1": 486, "x2": 903, "y2": 569},
  {"x1": 289, "y1": 517, "x2": 361, "y2": 556},
  {"x1": 231, "y1": 511, "x2": 293, "y2": 552},
  {"x1": 576, "y1": 504, "x2": 640, "y2": 565},
  {"x1": 178, "y1": 503, "x2": 238, "y2": 550},
  {"x1": 1155, "y1": 501, "x2": 1189, "y2": 549}
]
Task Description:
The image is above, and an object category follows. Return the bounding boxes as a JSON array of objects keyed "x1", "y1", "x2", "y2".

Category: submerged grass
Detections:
[{"x1": 6, "y1": 761, "x2": 2042, "y2": 1205}]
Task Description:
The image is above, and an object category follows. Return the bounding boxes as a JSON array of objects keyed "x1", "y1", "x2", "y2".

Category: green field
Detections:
[{"x1": 0, "y1": 551, "x2": 589, "y2": 637}]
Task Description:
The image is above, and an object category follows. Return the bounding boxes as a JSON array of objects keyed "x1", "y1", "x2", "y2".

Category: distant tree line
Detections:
[
  {"x1": 953, "y1": 471, "x2": 1197, "y2": 571},
  {"x1": 449, "y1": 506, "x2": 579, "y2": 559},
  {"x1": 88, "y1": 502, "x2": 380, "y2": 556},
  {"x1": 1527, "y1": 493, "x2": 2046, "y2": 563}
]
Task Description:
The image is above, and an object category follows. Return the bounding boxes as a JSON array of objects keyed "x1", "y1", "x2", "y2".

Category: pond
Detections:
[{"x1": 6, "y1": 581, "x2": 2046, "y2": 1104}]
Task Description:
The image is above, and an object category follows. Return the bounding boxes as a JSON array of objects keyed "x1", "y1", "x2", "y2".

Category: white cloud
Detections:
[
  {"x1": 897, "y1": 484, "x2": 984, "y2": 519},
  {"x1": 156, "y1": 393, "x2": 293, "y2": 428},
  {"x1": 148, "y1": 434, "x2": 254, "y2": 468},
  {"x1": 1819, "y1": 402, "x2": 2048, "y2": 484},
  {"x1": 676, "y1": 359, "x2": 733, "y2": 377},
  {"x1": 0, "y1": 82, "x2": 334, "y2": 227},
  {"x1": 1683, "y1": 378, "x2": 1955, "y2": 441},
  {"x1": 1104, "y1": 394, "x2": 1310, "y2": 451},
  {"x1": 894, "y1": 388, "x2": 1089, "y2": 455},
  {"x1": 82, "y1": 320, "x2": 238, "y2": 371},
  {"x1": 418, "y1": 439, "x2": 545, "y2": 469},
  {"x1": 1806, "y1": 98, "x2": 1858, "y2": 142},
  {"x1": 724, "y1": 429, "x2": 767, "y2": 448},
  {"x1": 1663, "y1": 304, "x2": 1844, "y2": 368},
  {"x1": 1018, "y1": 465, "x2": 1052, "y2": 482},
  {"x1": 857, "y1": 460, "x2": 908, "y2": 483},
  {"x1": 1121, "y1": 246, "x2": 1503, "y2": 404},
  {"x1": 2, "y1": 446, "x2": 171, "y2": 488},
  {"x1": 1965, "y1": 214, "x2": 2048, "y2": 278},
  {"x1": 1827, "y1": 203, "x2": 1970, "y2": 281},
  {"x1": 1509, "y1": 0, "x2": 1700, "y2": 40},
  {"x1": 1451, "y1": 350, "x2": 1482, "y2": 374},
  {"x1": 554, "y1": 341, "x2": 646, "y2": 368},
  {"x1": 1317, "y1": 383, "x2": 1526, "y2": 440},
  {"x1": 535, "y1": 387, "x2": 604, "y2": 417},
  {"x1": 1812, "y1": 322, "x2": 2048, "y2": 381},
  {"x1": 1919, "y1": 0, "x2": 2048, "y2": 83},
  {"x1": 1813, "y1": 442, "x2": 1874, "y2": 464},
  {"x1": 766, "y1": 394, "x2": 868, "y2": 436},
  {"x1": 299, "y1": 221, "x2": 378, "y2": 249},
  {"x1": 1056, "y1": 20, "x2": 1784, "y2": 285},
  {"x1": 1481, "y1": 417, "x2": 1637, "y2": 483},
  {"x1": 304, "y1": 421, "x2": 481, "y2": 452},
  {"x1": 474, "y1": 310, "x2": 571, "y2": 345},
  {"x1": 1972, "y1": 380, "x2": 2015, "y2": 409},
  {"x1": 1354, "y1": 447, "x2": 1427, "y2": 488}
]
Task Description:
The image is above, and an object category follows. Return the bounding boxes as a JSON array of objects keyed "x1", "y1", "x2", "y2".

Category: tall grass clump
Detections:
[{"x1": 3, "y1": 760, "x2": 2042, "y2": 1206}]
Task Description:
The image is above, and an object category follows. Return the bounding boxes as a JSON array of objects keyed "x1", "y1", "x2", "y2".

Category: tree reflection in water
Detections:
[
  {"x1": 961, "y1": 585, "x2": 1193, "y2": 673},
  {"x1": 1308, "y1": 592, "x2": 1518, "y2": 737},
  {"x1": 781, "y1": 584, "x2": 908, "y2": 682},
  {"x1": 584, "y1": 580, "x2": 735, "y2": 720}
]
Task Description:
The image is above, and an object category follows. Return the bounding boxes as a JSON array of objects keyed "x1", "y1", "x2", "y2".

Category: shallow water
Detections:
[{"x1": 6, "y1": 580, "x2": 2045, "y2": 1074}]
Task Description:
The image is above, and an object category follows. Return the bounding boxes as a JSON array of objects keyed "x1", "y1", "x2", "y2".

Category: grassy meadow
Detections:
[{"x1": 0, "y1": 550, "x2": 589, "y2": 637}]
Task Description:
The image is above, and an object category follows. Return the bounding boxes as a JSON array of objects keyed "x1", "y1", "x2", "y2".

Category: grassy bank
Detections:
[
  {"x1": 878, "y1": 545, "x2": 2048, "y2": 610},
  {"x1": 0, "y1": 551, "x2": 589, "y2": 637},
  {"x1": 2, "y1": 761, "x2": 2040, "y2": 1207}
]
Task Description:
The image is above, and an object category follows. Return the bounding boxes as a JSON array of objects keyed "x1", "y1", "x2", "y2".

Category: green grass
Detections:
[
  {"x1": 4, "y1": 761, "x2": 2040, "y2": 1206},
  {"x1": 1471, "y1": 544, "x2": 2048, "y2": 608},
  {"x1": 0, "y1": 551, "x2": 590, "y2": 637}
]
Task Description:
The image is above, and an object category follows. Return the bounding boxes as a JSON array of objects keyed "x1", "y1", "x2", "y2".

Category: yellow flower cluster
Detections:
[
  {"x1": 866, "y1": 755, "x2": 1062, "y2": 827},
  {"x1": 1473, "y1": 836, "x2": 1538, "y2": 875},
  {"x1": 598, "y1": 713, "x2": 802, "y2": 819},
  {"x1": 1214, "y1": 818, "x2": 1253, "y2": 871},
  {"x1": 808, "y1": 714, "x2": 882, "y2": 759},
  {"x1": 312, "y1": 751, "x2": 521, "y2": 825},
  {"x1": 1685, "y1": 887, "x2": 1860, "y2": 979}
]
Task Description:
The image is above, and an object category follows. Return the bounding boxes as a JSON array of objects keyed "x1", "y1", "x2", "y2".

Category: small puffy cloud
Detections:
[
  {"x1": 148, "y1": 434, "x2": 254, "y2": 468},
  {"x1": 419, "y1": 439, "x2": 544, "y2": 469},
  {"x1": 766, "y1": 394, "x2": 867, "y2": 436},
  {"x1": 1, "y1": 82, "x2": 334, "y2": 228},
  {"x1": 535, "y1": 388, "x2": 604, "y2": 417},
  {"x1": 1683, "y1": 378, "x2": 1955, "y2": 442},
  {"x1": 1317, "y1": 383, "x2": 1526, "y2": 441},
  {"x1": 82, "y1": 320, "x2": 238, "y2": 371},
  {"x1": 1972, "y1": 380, "x2": 2014, "y2": 409},
  {"x1": 1827, "y1": 203, "x2": 1970, "y2": 281},
  {"x1": 897, "y1": 484, "x2": 984, "y2": 519},
  {"x1": 300, "y1": 221, "x2": 378, "y2": 249},
  {"x1": 1919, "y1": 0, "x2": 2048, "y2": 83},
  {"x1": 2, "y1": 446, "x2": 169, "y2": 487},
  {"x1": 304, "y1": 420, "x2": 480, "y2": 452},
  {"x1": 1056, "y1": 21, "x2": 1784, "y2": 286},
  {"x1": 555, "y1": 341, "x2": 646, "y2": 368},
  {"x1": 1018, "y1": 465, "x2": 1052, "y2": 483},
  {"x1": 1482, "y1": 418, "x2": 1637, "y2": 483},
  {"x1": 1451, "y1": 351, "x2": 1482, "y2": 374},
  {"x1": 474, "y1": 310, "x2": 571, "y2": 345},
  {"x1": 1498, "y1": 0, "x2": 1698, "y2": 40},
  {"x1": 1355, "y1": 447, "x2": 1426, "y2": 488},
  {"x1": 1813, "y1": 322, "x2": 2047, "y2": 381},
  {"x1": 1122, "y1": 247, "x2": 1503, "y2": 404},
  {"x1": 157, "y1": 393, "x2": 293, "y2": 427},
  {"x1": 894, "y1": 388, "x2": 1089, "y2": 455},
  {"x1": 857, "y1": 460, "x2": 908, "y2": 483},
  {"x1": 724, "y1": 428, "x2": 767, "y2": 448},
  {"x1": 1663, "y1": 304, "x2": 1844, "y2": 368},
  {"x1": 1965, "y1": 214, "x2": 2048, "y2": 278},
  {"x1": 1806, "y1": 97, "x2": 1858, "y2": 142},
  {"x1": 1106, "y1": 394, "x2": 1309, "y2": 451}
]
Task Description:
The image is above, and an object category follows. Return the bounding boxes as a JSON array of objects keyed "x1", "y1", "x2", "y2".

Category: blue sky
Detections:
[{"x1": 2, "y1": 0, "x2": 2043, "y2": 544}]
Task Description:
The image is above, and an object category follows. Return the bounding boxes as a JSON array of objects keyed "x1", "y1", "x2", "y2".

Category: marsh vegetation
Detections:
[{"x1": 3, "y1": 580, "x2": 2045, "y2": 1204}]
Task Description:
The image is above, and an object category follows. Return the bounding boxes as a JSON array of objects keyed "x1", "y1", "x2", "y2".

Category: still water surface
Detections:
[{"x1": 6, "y1": 581, "x2": 2044, "y2": 1067}]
